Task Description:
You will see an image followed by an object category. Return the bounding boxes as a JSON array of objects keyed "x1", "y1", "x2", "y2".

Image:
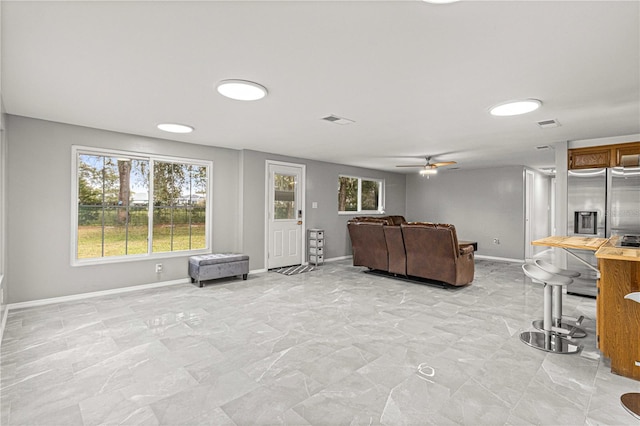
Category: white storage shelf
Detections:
[{"x1": 308, "y1": 228, "x2": 325, "y2": 266}]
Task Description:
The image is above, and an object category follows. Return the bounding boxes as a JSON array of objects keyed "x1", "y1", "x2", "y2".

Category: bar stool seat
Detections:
[
  {"x1": 534, "y1": 259, "x2": 581, "y2": 277},
  {"x1": 520, "y1": 263, "x2": 582, "y2": 355},
  {"x1": 621, "y1": 292, "x2": 640, "y2": 419},
  {"x1": 533, "y1": 259, "x2": 587, "y2": 338}
]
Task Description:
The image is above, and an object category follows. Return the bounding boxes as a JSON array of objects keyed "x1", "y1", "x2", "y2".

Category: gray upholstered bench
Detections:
[{"x1": 188, "y1": 253, "x2": 249, "y2": 287}]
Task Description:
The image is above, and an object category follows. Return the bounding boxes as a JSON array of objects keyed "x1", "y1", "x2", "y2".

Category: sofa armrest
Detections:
[{"x1": 459, "y1": 244, "x2": 475, "y2": 256}]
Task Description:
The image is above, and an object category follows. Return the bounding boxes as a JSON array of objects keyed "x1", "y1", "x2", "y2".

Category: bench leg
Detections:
[
  {"x1": 198, "y1": 280, "x2": 203, "y2": 288},
  {"x1": 243, "y1": 274, "x2": 248, "y2": 280}
]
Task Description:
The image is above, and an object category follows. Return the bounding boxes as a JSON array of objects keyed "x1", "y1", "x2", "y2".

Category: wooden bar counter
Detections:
[
  {"x1": 595, "y1": 237, "x2": 640, "y2": 381},
  {"x1": 533, "y1": 236, "x2": 640, "y2": 381}
]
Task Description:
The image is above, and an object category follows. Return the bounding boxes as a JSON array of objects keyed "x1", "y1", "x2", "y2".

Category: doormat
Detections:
[{"x1": 275, "y1": 265, "x2": 316, "y2": 276}]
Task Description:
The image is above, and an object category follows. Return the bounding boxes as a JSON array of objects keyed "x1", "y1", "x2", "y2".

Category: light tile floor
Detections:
[{"x1": 1, "y1": 259, "x2": 639, "y2": 425}]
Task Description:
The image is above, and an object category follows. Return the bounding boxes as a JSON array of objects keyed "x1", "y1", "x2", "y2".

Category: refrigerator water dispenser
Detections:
[{"x1": 574, "y1": 211, "x2": 598, "y2": 235}]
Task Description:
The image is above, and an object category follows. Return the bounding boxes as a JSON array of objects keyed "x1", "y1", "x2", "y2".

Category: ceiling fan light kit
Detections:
[
  {"x1": 420, "y1": 168, "x2": 438, "y2": 175},
  {"x1": 396, "y1": 156, "x2": 457, "y2": 175}
]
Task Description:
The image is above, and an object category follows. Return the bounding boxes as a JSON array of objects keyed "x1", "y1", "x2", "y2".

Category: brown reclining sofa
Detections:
[{"x1": 347, "y1": 216, "x2": 474, "y2": 286}]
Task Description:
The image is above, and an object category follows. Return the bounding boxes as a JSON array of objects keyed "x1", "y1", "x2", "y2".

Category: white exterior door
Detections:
[{"x1": 267, "y1": 162, "x2": 304, "y2": 269}]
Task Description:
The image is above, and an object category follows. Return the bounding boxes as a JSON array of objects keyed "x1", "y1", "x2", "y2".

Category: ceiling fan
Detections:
[{"x1": 396, "y1": 156, "x2": 457, "y2": 175}]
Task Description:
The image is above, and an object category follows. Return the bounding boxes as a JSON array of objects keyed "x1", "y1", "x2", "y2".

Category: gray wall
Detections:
[
  {"x1": 405, "y1": 166, "x2": 526, "y2": 260},
  {"x1": 0, "y1": 3, "x2": 6, "y2": 321},
  {"x1": 241, "y1": 150, "x2": 406, "y2": 270},
  {"x1": 0, "y1": 109, "x2": 6, "y2": 317},
  {"x1": 5, "y1": 116, "x2": 406, "y2": 302},
  {"x1": 6, "y1": 115, "x2": 241, "y2": 303}
]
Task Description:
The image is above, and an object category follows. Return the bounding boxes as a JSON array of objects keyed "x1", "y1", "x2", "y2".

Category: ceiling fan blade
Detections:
[
  {"x1": 431, "y1": 161, "x2": 457, "y2": 167},
  {"x1": 396, "y1": 165, "x2": 427, "y2": 168}
]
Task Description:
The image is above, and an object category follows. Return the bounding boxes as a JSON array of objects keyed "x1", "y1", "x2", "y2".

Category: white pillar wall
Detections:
[{"x1": 554, "y1": 140, "x2": 569, "y2": 269}]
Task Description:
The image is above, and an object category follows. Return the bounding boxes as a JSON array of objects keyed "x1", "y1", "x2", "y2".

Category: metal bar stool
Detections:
[
  {"x1": 533, "y1": 259, "x2": 587, "y2": 338},
  {"x1": 621, "y1": 292, "x2": 640, "y2": 419},
  {"x1": 520, "y1": 263, "x2": 582, "y2": 354}
]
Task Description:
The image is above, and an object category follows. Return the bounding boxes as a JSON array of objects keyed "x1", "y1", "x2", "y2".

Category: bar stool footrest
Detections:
[
  {"x1": 519, "y1": 331, "x2": 582, "y2": 354},
  {"x1": 532, "y1": 319, "x2": 587, "y2": 338},
  {"x1": 562, "y1": 315, "x2": 585, "y2": 327}
]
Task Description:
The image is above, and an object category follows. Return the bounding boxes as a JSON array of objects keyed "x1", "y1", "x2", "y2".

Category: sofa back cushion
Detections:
[
  {"x1": 383, "y1": 225, "x2": 406, "y2": 275},
  {"x1": 350, "y1": 216, "x2": 406, "y2": 226},
  {"x1": 347, "y1": 220, "x2": 389, "y2": 271},
  {"x1": 401, "y1": 222, "x2": 459, "y2": 284},
  {"x1": 385, "y1": 216, "x2": 406, "y2": 226}
]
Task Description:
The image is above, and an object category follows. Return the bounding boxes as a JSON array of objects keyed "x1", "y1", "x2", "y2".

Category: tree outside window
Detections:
[
  {"x1": 74, "y1": 147, "x2": 210, "y2": 263},
  {"x1": 338, "y1": 176, "x2": 358, "y2": 212},
  {"x1": 338, "y1": 175, "x2": 384, "y2": 213}
]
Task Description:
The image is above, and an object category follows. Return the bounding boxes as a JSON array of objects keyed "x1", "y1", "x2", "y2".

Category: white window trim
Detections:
[
  {"x1": 338, "y1": 174, "x2": 385, "y2": 215},
  {"x1": 70, "y1": 145, "x2": 213, "y2": 266}
]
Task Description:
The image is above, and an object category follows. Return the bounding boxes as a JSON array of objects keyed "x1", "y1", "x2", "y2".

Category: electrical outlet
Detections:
[
  {"x1": 155, "y1": 263, "x2": 163, "y2": 273},
  {"x1": 493, "y1": 238, "x2": 500, "y2": 245}
]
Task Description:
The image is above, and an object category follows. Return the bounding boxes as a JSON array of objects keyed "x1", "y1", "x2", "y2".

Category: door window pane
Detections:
[{"x1": 274, "y1": 173, "x2": 296, "y2": 220}]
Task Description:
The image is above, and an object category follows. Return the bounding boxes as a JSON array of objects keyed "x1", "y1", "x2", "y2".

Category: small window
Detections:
[
  {"x1": 72, "y1": 146, "x2": 211, "y2": 265},
  {"x1": 273, "y1": 173, "x2": 297, "y2": 220},
  {"x1": 338, "y1": 175, "x2": 384, "y2": 214}
]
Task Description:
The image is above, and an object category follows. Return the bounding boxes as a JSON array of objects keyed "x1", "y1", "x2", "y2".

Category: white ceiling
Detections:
[{"x1": 2, "y1": 1, "x2": 639, "y2": 173}]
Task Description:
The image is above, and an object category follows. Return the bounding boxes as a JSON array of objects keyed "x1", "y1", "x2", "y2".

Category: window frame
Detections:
[
  {"x1": 70, "y1": 145, "x2": 212, "y2": 266},
  {"x1": 337, "y1": 174, "x2": 385, "y2": 215}
]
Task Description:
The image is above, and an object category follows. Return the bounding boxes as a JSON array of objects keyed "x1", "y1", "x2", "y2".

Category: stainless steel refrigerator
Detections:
[{"x1": 567, "y1": 166, "x2": 640, "y2": 296}]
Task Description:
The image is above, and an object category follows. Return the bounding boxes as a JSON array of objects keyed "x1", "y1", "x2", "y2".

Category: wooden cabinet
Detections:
[
  {"x1": 596, "y1": 249, "x2": 640, "y2": 381},
  {"x1": 569, "y1": 146, "x2": 611, "y2": 169},
  {"x1": 617, "y1": 144, "x2": 640, "y2": 166},
  {"x1": 569, "y1": 141, "x2": 640, "y2": 169}
]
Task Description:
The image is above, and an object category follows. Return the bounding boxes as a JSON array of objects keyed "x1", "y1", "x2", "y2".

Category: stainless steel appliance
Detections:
[
  {"x1": 567, "y1": 166, "x2": 640, "y2": 297},
  {"x1": 619, "y1": 234, "x2": 640, "y2": 247}
]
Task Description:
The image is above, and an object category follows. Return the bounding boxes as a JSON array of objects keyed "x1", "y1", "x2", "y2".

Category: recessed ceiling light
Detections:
[
  {"x1": 489, "y1": 99, "x2": 542, "y2": 116},
  {"x1": 216, "y1": 79, "x2": 268, "y2": 101},
  {"x1": 422, "y1": 0, "x2": 460, "y2": 3},
  {"x1": 157, "y1": 123, "x2": 194, "y2": 134}
]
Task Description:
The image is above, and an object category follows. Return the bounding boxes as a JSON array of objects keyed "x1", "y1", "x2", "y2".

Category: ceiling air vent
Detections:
[
  {"x1": 536, "y1": 145, "x2": 551, "y2": 151},
  {"x1": 537, "y1": 119, "x2": 560, "y2": 129},
  {"x1": 321, "y1": 115, "x2": 355, "y2": 125}
]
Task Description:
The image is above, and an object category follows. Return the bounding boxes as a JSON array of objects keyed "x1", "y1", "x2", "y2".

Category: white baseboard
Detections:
[
  {"x1": 325, "y1": 255, "x2": 352, "y2": 263},
  {"x1": 249, "y1": 268, "x2": 268, "y2": 274},
  {"x1": 7, "y1": 278, "x2": 189, "y2": 311},
  {"x1": 475, "y1": 254, "x2": 524, "y2": 263},
  {"x1": 532, "y1": 248, "x2": 554, "y2": 258}
]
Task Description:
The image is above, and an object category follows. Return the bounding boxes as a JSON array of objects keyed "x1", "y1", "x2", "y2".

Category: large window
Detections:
[
  {"x1": 72, "y1": 146, "x2": 211, "y2": 264},
  {"x1": 338, "y1": 175, "x2": 384, "y2": 214}
]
